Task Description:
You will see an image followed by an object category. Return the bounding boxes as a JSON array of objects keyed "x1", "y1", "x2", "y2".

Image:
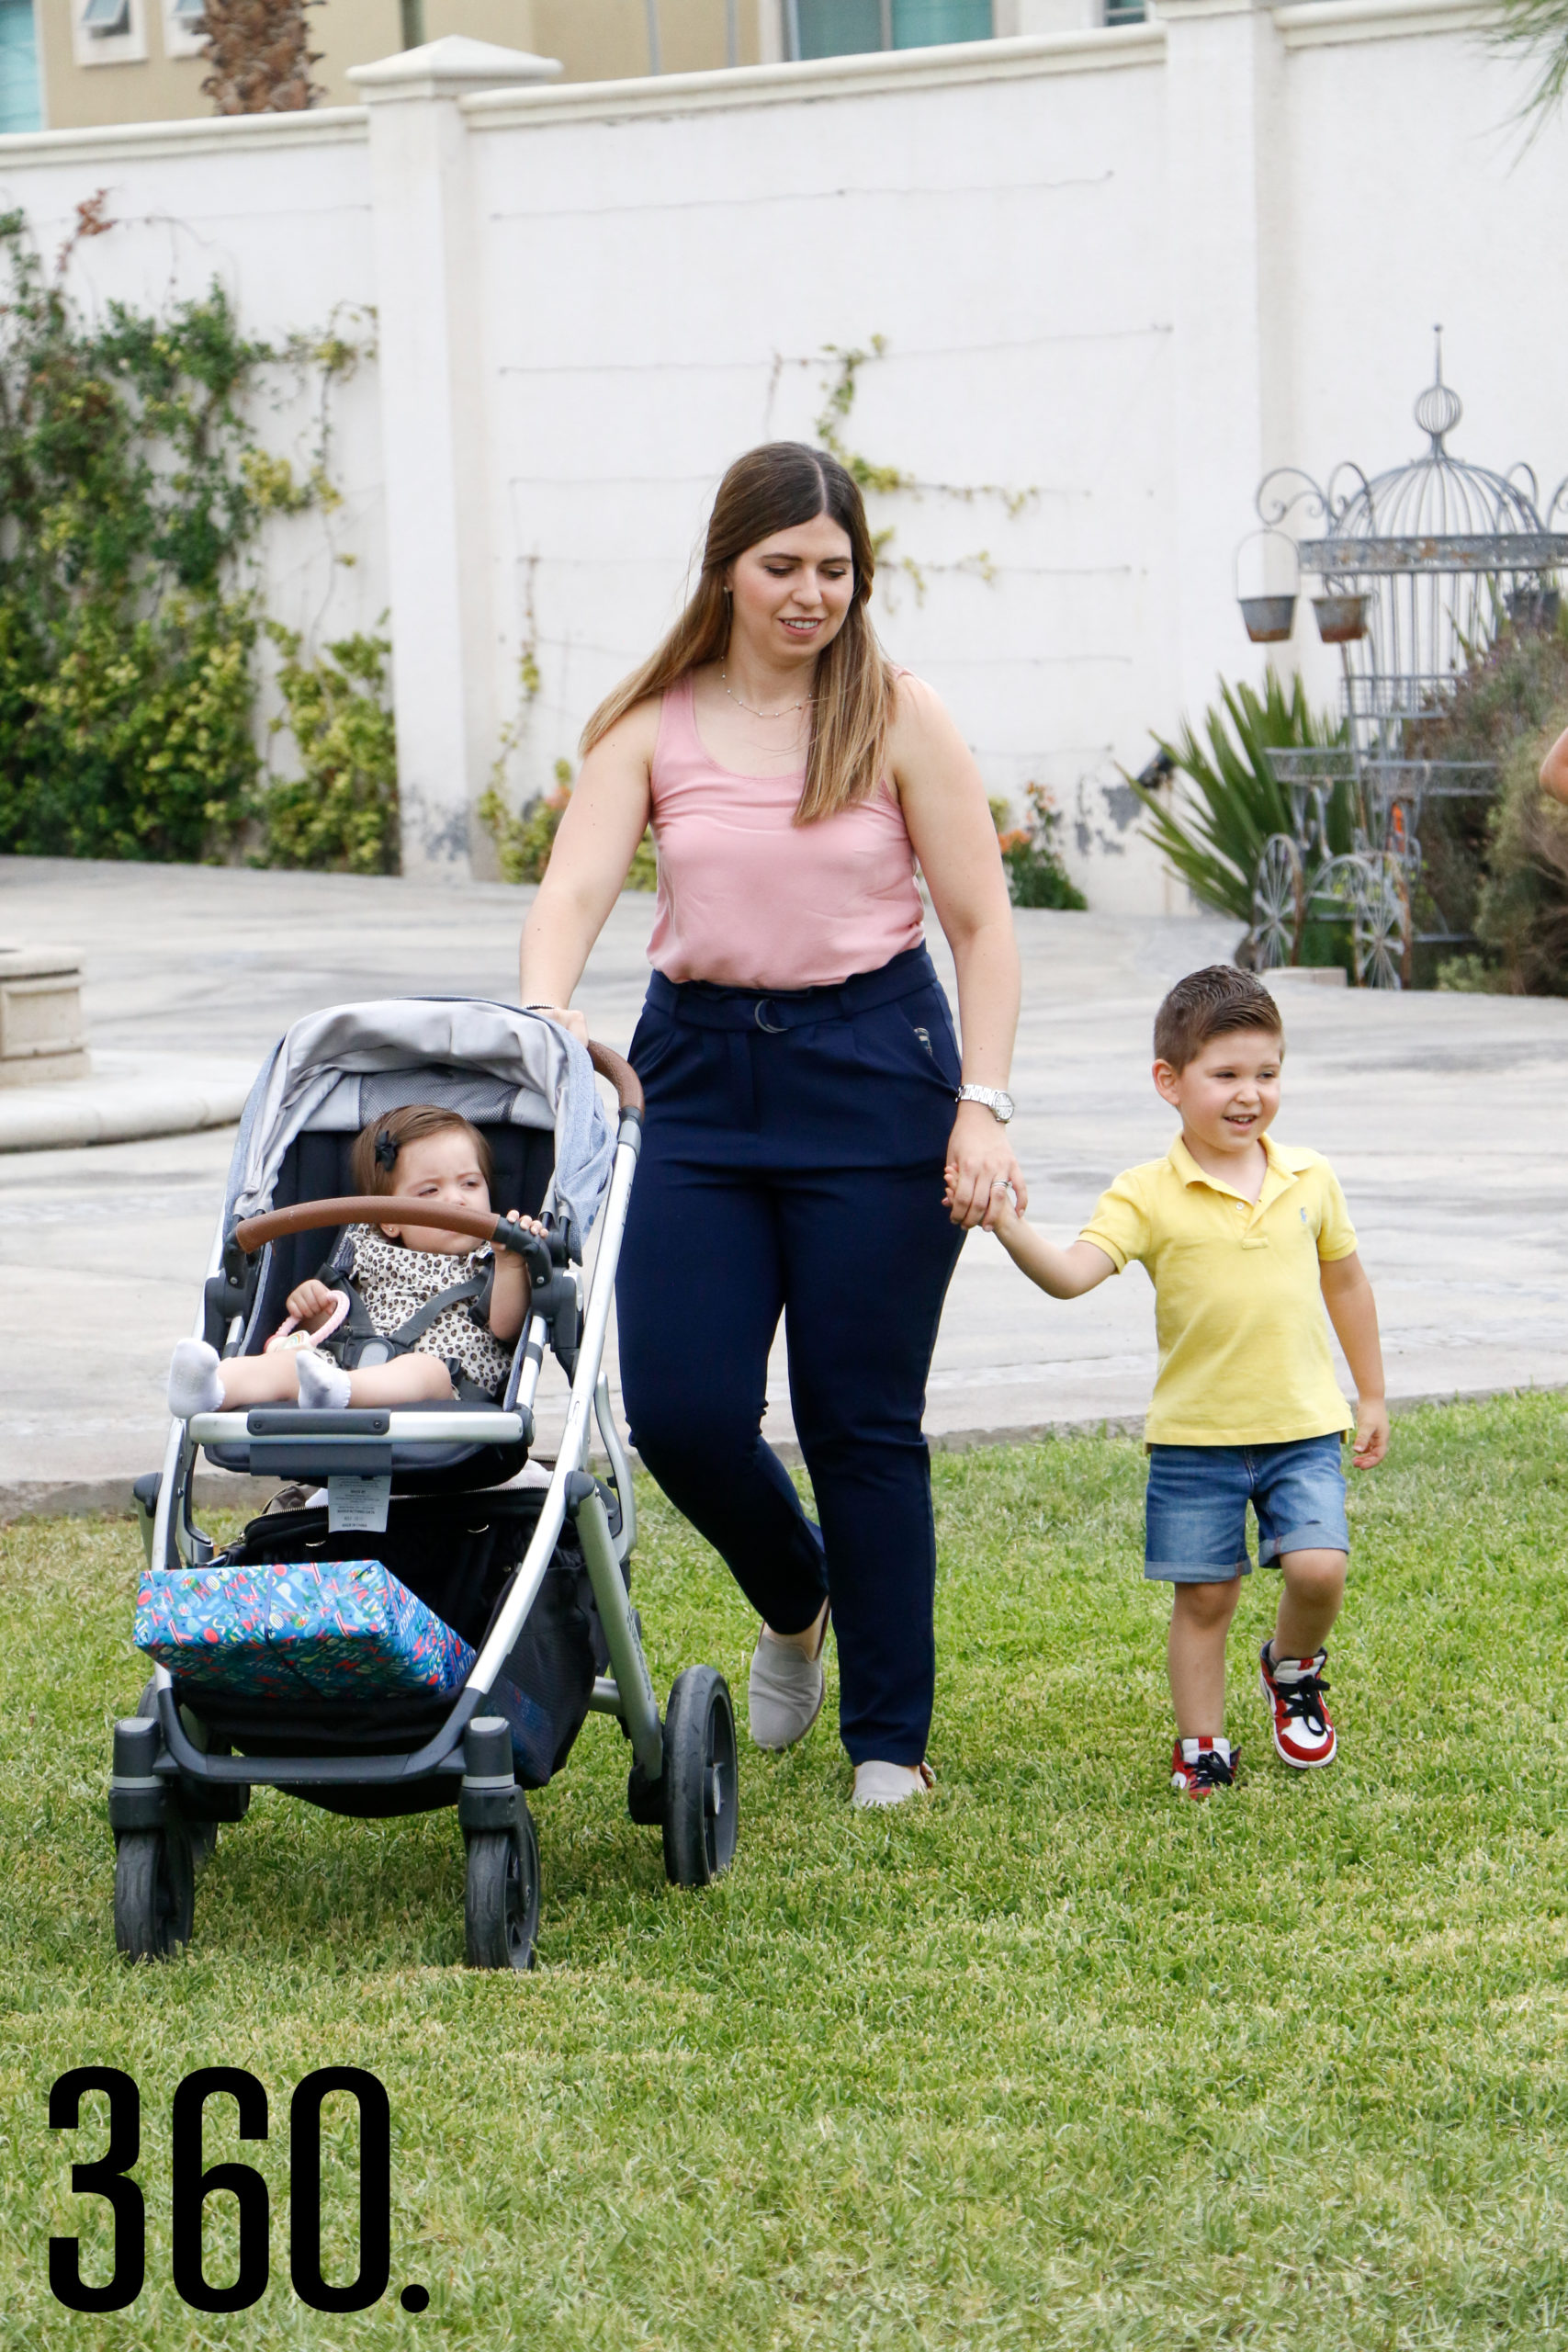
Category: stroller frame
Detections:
[{"x1": 111, "y1": 1021, "x2": 739, "y2": 1968}]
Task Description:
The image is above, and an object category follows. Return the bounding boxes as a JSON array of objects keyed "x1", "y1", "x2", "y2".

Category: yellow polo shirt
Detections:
[{"x1": 1079, "y1": 1134, "x2": 1358, "y2": 1447}]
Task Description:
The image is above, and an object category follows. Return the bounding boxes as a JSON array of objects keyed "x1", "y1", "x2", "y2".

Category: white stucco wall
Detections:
[
  {"x1": 0, "y1": 9, "x2": 1562, "y2": 905},
  {"x1": 468, "y1": 36, "x2": 1174, "y2": 903}
]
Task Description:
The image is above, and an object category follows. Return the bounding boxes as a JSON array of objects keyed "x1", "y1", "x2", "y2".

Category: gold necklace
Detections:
[{"x1": 721, "y1": 666, "x2": 815, "y2": 720}]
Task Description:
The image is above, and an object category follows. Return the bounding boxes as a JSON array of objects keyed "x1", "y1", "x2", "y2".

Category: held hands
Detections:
[
  {"x1": 1351, "y1": 1397, "x2": 1390, "y2": 1469},
  {"x1": 942, "y1": 1100, "x2": 1027, "y2": 1231}
]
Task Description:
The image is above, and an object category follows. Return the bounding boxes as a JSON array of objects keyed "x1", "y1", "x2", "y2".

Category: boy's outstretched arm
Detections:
[
  {"x1": 988, "y1": 1193, "x2": 1117, "y2": 1300},
  {"x1": 1319, "y1": 1250, "x2": 1389, "y2": 1466}
]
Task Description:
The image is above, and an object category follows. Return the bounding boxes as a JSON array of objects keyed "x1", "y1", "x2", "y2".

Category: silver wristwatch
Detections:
[{"x1": 956, "y1": 1083, "x2": 1015, "y2": 1125}]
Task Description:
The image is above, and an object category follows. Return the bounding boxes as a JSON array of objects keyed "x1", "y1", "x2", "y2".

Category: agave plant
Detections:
[{"x1": 1130, "y1": 671, "x2": 1350, "y2": 926}]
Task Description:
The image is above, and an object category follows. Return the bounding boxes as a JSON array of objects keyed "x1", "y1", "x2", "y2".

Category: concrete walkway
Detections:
[{"x1": 3, "y1": 854, "x2": 1566, "y2": 1518}]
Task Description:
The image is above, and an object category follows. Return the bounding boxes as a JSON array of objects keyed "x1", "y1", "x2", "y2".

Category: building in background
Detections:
[{"x1": 15, "y1": 0, "x2": 1122, "y2": 134}]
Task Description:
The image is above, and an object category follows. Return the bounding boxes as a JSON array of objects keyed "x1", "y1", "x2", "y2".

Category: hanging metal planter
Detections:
[
  {"x1": 1312, "y1": 592, "x2": 1371, "y2": 644},
  {"x1": 1235, "y1": 529, "x2": 1298, "y2": 643}
]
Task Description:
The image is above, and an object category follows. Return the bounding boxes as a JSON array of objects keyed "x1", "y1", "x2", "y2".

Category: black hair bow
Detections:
[{"x1": 373, "y1": 1128, "x2": 399, "y2": 1171}]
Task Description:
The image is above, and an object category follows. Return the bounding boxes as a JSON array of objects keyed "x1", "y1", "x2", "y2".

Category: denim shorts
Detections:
[{"x1": 1144, "y1": 1432, "x2": 1349, "y2": 1583}]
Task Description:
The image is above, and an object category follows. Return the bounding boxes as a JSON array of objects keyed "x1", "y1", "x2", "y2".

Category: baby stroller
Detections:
[{"x1": 109, "y1": 998, "x2": 739, "y2": 1969}]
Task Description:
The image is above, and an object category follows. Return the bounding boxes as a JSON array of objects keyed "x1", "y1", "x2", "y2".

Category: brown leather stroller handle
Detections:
[
  {"x1": 233, "y1": 1197, "x2": 517, "y2": 1257},
  {"x1": 587, "y1": 1037, "x2": 644, "y2": 1115}
]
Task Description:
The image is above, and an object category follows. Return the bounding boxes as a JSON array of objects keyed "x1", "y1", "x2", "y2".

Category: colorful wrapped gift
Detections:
[{"x1": 135, "y1": 1560, "x2": 475, "y2": 1702}]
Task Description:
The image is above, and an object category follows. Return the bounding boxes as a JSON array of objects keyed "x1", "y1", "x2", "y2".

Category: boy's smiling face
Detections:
[{"x1": 1153, "y1": 1024, "x2": 1283, "y2": 1163}]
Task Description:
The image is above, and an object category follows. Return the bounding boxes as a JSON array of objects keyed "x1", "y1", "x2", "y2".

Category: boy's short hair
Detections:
[
  {"x1": 1154, "y1": 966, "x2": 1283, "y2": 1072},
  {"x1": 349, "y1": 1103, "x2": 495, "y2": 1198}
]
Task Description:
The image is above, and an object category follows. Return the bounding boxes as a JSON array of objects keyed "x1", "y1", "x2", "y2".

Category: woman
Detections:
[{"x1": 519, "y1": 442, "x2": 1024, "y2": 1808}]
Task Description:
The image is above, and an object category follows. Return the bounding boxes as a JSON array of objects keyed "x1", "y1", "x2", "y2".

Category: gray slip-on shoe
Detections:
[
  {"x1": 851, "y1": 1760, "x2": 935, "y2": 1810},
  {"x1": 746, "y1": 1605, "x2": 829, "y2": 1749}
]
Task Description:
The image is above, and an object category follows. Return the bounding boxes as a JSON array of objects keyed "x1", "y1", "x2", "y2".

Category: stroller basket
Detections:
[{"x1": 110, "y1": 1000, "x2": 739, "y2": 1969}]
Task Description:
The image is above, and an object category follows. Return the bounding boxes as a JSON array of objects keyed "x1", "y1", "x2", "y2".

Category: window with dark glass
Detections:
[{"x1": 789, "y1": 0, "x2": 993, "y2": 59}]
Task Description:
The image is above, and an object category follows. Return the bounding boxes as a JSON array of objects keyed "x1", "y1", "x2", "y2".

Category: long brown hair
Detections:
[{"x1": 581, "y1": 442, "x2": 897, "y2": 823}]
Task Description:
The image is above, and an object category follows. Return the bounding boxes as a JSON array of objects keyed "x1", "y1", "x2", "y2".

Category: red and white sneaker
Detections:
[
  {"x1": 1259, "y1": 1642, "x2": 1337, "y2": 1768},
  {"x1": 1170, "y1": 1736, "x2": 1237, "y2": 1800}
]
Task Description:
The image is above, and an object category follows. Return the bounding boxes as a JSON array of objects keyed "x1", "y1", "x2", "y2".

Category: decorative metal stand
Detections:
[{"x1": 1239, "y1": 338, "x2": 1568, "y2": 985}]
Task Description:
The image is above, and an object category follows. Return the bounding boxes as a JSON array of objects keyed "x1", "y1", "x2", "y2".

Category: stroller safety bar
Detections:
[{"x1": 233, "y1": 1194, "x2": 548, "y2": 1261}]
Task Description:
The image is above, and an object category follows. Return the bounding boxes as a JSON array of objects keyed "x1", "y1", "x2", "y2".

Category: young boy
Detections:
[{"x1": 986, "y1": 965, "x2": 1387, "y2": 1798}]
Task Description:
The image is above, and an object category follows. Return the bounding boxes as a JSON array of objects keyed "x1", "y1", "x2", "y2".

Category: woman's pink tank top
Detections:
[{"x1": 645, "y1": 674, "x2": 924, "y2": 990}]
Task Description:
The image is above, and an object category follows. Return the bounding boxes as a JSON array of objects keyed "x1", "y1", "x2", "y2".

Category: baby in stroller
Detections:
[{"x1": 166, "y1": 1103, "x2": 543, "y2": 1416}]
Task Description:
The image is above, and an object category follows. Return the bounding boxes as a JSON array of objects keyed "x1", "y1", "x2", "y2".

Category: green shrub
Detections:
[
  {"x1": 0, "y1": 199, "x2": 367, "y2": 865},
  {"x1": 1402, "y1": 615, "x2": 1568, "y2": 989},
  {"x1": 0, "y1": 591, "x2": 256, "y2": 860},
  {"x1": 996, "y1": 782, "x2": 1088, "y2": 910},
  {"x1": 1131, "y1": 671, "x2": 1351, "y2": 939},
  {"x1": 258, "y1": 624, "x2": 398, "y2": 874},
  {"x1": 479, "y1": 759, "x2": 658, "y2": 890},
  {"x1": 479, "y1": 759, "x2": 573, "y2": 885},
  {"x1": 1462, "y1": 727, "x2": 1568, "y2": 994}
]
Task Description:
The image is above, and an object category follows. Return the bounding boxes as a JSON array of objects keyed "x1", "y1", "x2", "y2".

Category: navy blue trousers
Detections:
[{"x1": 615, "y1": 945, "x2": 966, "y2": 1766}]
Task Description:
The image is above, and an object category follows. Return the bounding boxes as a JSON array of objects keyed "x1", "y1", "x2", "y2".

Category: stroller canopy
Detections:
[{"x1": 224, "y1": 999, "x2": 615, "y2": 1257}]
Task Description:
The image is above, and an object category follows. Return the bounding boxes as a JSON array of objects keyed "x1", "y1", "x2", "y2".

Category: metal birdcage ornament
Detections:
[{"x1": 1238, "y1": 334, "x2": 1568, "y2": 985}]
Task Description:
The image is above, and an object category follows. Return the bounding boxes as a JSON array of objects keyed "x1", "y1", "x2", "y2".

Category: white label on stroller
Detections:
[{"x1": 329, "y1": 1474, "x2": 391, "y2": 1533}]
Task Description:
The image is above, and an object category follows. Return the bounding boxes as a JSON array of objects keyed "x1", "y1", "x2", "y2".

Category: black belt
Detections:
[{"x1": 647, "y1": 944, "x2": 935, "y2": 1035}]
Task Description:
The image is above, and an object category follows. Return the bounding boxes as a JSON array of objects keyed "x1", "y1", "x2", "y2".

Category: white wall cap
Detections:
[
  {"x1": 1273, "y1": 0, "x2": 1501, "y2": 45},
  {"x1": 462, "y1": 27, "x2": 1164, "y2": 130},
  {"x1": 348, "y1": 35, "x2": 563, "y2": 101},
  {"x1": 0, "y1": 107, "x2": 367, "y2": 164}
]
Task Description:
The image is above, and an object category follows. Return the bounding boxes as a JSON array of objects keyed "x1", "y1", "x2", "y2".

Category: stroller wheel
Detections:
[
  {"x1": 464, "y1": 1806, "x2": 540, "y2": 1972},
  {"x1": 114, "y1": 1819, "x2": 196, "y2": 1962},
  {"x1": 660, "y1": 1667, "x2": 739, "y2": 1890}
]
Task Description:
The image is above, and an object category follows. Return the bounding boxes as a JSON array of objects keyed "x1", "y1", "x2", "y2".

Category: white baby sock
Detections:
[
  {"x1": 295, "y1": 1348, "x2": 352, "y2": 1410},
  {"x1": 167, "y1": 1339, "x2": 224, "y2": 1419}
]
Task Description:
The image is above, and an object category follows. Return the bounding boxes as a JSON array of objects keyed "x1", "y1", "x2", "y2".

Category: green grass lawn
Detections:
[{"x1": 2, "y1": 1394, "x2": 1565, "y2": 2349}]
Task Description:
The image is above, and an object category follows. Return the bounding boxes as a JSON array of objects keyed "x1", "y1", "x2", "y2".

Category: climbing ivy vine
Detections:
[
  {"x1": 478, "y1": 561, "x2": 656, "y2": 890},
  {"x1": 0, "y1": 197, "x2": 380, "y2": 867},
  {"x1": 810, "y1": 335, "x2": 1035, "y2": 609},
  {"x1": 261, "y1": 624, "x2": 399, "y2": 875}
]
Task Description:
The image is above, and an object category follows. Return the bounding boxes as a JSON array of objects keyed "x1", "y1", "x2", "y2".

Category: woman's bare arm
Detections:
[
  {"x1": 893, "y1": 676, "x2": 1026, "y2": 1227},
  {"x1": 1541, "y1": 725, "x2": 1568, "y2": 804},
  {"x1": 518, "y1": 702, "x2": 660, "y2": 1035}
]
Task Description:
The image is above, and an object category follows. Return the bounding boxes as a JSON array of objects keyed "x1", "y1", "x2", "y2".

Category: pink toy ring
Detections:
[{"x1": 265, "y1": 1288, "x2": 351, "y2": 1355}]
